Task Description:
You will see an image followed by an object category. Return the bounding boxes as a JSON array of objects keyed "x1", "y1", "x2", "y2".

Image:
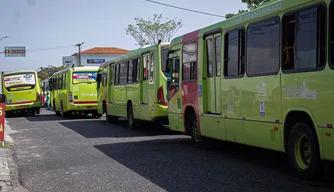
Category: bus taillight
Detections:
[
  {"x1": 157, "y1": 86, "x2": 167, "y2": 106},
  {"x1": 69, "y1": 92, "x2": 73, "y2": 103}
]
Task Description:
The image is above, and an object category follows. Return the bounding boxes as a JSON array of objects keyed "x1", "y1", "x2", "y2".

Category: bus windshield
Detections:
[
  {"x1": 161, "y1": 47, "x2": 169, "y2": 73},
  {"x1": 4, "y1": 73, "x2": 36, "y2": 91},
  {"x1": 72, "y1": 71, "x2": 97, "y2": 84}
]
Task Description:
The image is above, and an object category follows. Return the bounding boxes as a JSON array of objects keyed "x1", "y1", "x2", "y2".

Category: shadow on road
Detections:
[
  {"x1": 59, "y1": 119, "x2": 178, "y2": 138},
  {"x1": 94, "y1": 138, "x2": 334, "y2": 192},
  {"x1": 24, "y1": 113, "x2": 99, "y2": 122}
]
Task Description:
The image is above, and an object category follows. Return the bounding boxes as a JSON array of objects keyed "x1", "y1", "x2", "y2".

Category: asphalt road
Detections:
[{"x1": 6, "y1": 109, "x2": 334, "y2": 192}]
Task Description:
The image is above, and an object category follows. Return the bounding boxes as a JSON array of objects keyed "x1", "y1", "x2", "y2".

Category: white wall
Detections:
[
  {"x1": 62, "y1": 54, "x2": 124, "y2": 67},
  {"x1": 62, "y1": 56, "x2": 79, "y2": 67}
]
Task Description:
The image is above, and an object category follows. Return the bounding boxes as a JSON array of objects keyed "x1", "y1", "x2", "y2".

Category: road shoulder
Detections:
[{"x1": 0, "y1": 119, "x2": 29, "y2": 192}]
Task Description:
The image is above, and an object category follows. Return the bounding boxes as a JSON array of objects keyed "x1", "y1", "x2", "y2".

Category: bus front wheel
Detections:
[{"x1": 287, "y1": 122, "x2": 323, "y2": 180}]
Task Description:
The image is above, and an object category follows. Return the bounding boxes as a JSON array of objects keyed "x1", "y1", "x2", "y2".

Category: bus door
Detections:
[
  {"x1": 204, "y1": 34, "x2": 221, "y2": 114},
  {"x1": 108, "y1": 65, "x2": 115, "y2": 106},
  {"x1": 140, "y1": 53, "x2": 150, "y2": 105}
]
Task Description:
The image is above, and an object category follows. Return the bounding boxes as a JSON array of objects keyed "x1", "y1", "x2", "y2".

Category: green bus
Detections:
[
  {"x1": 97, "y1": 61, "x2": 109, "y2": 116},
  {"x1": 1, "y1": 70, "x2": 42, "y2": 116},
  {"x1": 105, "y1": 42, "x2": 169, "y2": 129},
  {"x1": 165, "y1": 0, "x2": 333, "y2": 180},
  {"x1": 49, "y1": 66, "x2": 100, "y2": 118}
]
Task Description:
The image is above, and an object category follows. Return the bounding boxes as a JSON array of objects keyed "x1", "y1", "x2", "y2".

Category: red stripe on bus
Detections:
[
  {"x1": 7, "y1": 100, "x2": 36, "y2": 105},
  {"x1": 73, "y1": 101, "x2": 97, "y2": 104}
]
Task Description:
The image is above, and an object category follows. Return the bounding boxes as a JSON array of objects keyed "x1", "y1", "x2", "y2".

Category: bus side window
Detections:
[
  {"x1": 282, "y1": 5, "x2": 325, "y2": 71},
  {"x1": 114, "y1": 64, "x2": 120, "y2": 85},
  {"x1": 128, "y1": 60, "x2": 133, "y2": 84},
  {"x1": 136, "y1": 57, "x2": 140, "y2": 83},
  {"x1": 172, "y1": 58, "x2": 180, "y2": 84},
  {"x1": 63, "y1": 75, "x2": 66, "y2": 89},
  {"x1": 150, "y1": 52, "x2": 155, "y2": 82}
]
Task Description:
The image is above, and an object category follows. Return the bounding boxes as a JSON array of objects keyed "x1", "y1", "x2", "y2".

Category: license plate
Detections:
[{"x1": 86, "y1": 106, "x2": 93, "y2": 109}]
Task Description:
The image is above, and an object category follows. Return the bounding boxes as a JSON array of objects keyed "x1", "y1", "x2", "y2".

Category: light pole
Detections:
[
  {"x1": 0, "y1": 36, "x2": 9, "y2": 42},
  {"x1": 75, "y1": 42, "x2": 84, "y2": 66}
]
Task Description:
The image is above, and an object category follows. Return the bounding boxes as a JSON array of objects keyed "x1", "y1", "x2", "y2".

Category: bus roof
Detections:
[
  {"x1": 51, "y1": 66, "x2": 99, "y2": 77},
  {"x1": 170, "y1": 0, "x2": 305, "y2": 47},
  {"x1": 2, "y1": 70, "x2": 37, "y2": 76},
  {"x1": 106, "y1": 43, "x2": 170, "y2": 65}
]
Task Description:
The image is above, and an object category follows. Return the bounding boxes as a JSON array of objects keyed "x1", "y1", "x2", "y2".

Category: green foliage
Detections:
[
  {"x1": 37, "y1": 65, "x2": 66, "y2": 80},
  {"x1": 125, "y1": 13, "x2": 183, "y2": 46},
  {"x1": 225, "y1": 0, "x2": 266, "y2": 19},
  {"x1": 225, "y1": 10, "x2": 249, "y2": 19}
]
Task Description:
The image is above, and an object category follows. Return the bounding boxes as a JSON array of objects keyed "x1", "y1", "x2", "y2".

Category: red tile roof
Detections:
[{"x1": 72, "y1": 47, "x2": 129, "y2": 56}]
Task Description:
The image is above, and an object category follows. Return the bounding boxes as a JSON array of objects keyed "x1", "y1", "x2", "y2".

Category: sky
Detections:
[{"x1": 0, "y1": 0, "x2": 247, "y2": 72}]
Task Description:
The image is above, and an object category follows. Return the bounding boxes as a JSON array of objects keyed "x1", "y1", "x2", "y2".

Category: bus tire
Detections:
[
  {"x1": 36, "y1": 109, "x2": 40, "y2": 115},
  {"x1": 190, "y1": 114, "x2": 205, "y2": 148},
  {"x1": 60, "y1": 103, "x2": 68, "y2": 118},
  {"x1": 287, "y1": 122, "x2": 323, "y2": 180},
  {"x1": 127, "y1": 104, "x2": 136, "y2": 129}
]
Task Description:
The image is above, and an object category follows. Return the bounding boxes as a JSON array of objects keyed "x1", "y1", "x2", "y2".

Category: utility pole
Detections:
[
  {"x1": 75, "y1": 42, "x2": 84, "y2": 66},
  {"x1": 0, "y1": 36, "x2": 9, "y2": 42}
]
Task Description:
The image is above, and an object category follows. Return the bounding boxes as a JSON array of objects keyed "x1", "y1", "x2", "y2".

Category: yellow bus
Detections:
[
  {"x1": 105, "y1": 42, "x2": 169, "y2": 129},
  {"x1": 165, "y1": 0, "x2": 334, "y2": 180},
  {"x1": 1, "y1": 70, "x2": 42, "y2": 116},
  {"x1": 49, "y1": 66, "x2": 100, "y2": 118},
  {"x1": 96, "y1": 61, "x2": 109, "y2": 116}
]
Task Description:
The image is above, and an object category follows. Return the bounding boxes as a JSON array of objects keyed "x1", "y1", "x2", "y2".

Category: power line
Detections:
[{"x1": 144, "y1": 0, "x2": 225, "y2": 18}]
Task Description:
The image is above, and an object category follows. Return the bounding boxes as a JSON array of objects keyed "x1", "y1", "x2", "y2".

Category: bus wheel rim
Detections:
[{"x1": 294, "y1": 134, "x2": 311, "y2": 169}]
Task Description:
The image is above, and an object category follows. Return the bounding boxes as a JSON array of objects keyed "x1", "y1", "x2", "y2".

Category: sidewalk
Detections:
[{"x1": 0, "y1": 119, "x2": 29, "y2": 192}]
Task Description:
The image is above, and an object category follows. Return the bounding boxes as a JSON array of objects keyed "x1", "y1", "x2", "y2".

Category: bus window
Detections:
[
  {"x1": 182, "y1": 42, "x2": 197, "y2": 81},
  {"x1": 161, "y1": 47, "x2": 169, "y2": 73},
  {"x1": 128, "y1": 60, "x2": 133, "y2": 83},
  {"x1": 247, "y1": 17, "x2": 279, "y2": 76},
  {"x1": 172, "y1": 57, "x2": 180, "y2": 84},
  {"x1": 4, "y1": 73, "x2": 36, "y2": 91},
  {"x1": 150, "y1": 52, "x2": 155, "y2": 82},
  {"x1": 283, "y1": 6, "x2": 325, "y2": 71},
  {"x1": 224, "y1": 29, "x2": 245, "y2": 77}
]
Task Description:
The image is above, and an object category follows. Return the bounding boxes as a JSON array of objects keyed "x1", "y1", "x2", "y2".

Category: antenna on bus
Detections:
[{"x1": 71, "y1": 64, "x2": 75, "y2": 68}]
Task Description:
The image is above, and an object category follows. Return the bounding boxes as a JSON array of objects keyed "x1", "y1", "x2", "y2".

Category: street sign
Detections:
[
  {"x1": 0, "y1": 94, "x2": 5, "y2": 143},
  {"x1": 4, "y1": 46, "x2": 26, "y2": 57},
  {"x1": 87, "y1": 59, "x2": 105, "y2": 64}
]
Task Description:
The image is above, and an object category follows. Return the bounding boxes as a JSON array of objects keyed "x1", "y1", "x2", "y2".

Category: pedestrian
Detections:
[
  {"x1": 41, "y1": 94, "x2": 45, "y2": 107},
  {"x1": 46, "y1": 92, "x2": 50, "y2": 110}
]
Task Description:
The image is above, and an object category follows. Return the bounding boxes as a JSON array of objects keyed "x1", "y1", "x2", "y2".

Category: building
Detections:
[{"x1": 62, "y1": 47, "x2": 129, "y2": 67}]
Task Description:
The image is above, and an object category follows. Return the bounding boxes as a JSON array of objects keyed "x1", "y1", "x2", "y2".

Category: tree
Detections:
[
  {"x1": 225, "y1": 0, "x2": 266, "y2": 19},
  {"x1": 125, "y1": 13, "x2": 183, "y2": 46},
  {"x1": 37, "y1": 65, "x2": 66, "y2": 80}
]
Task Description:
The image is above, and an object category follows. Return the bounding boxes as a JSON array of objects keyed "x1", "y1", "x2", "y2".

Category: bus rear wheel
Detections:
[
  {"x1": 188, "y1": 113, "x2": 209, "y2": 148},
  {"x1": 60, "y1": 103, "x2": 68, "y2": 118},
  {"x1": 287, "y1": 122, "x2": 323, "y2": 180},
  {"x1": 127, "y1": 105, "x2": 136, "y2": 129}
]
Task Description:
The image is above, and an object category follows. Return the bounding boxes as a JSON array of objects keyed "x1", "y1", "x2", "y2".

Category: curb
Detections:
[{"x1": 0, "y1": 119, "x2": 29, "y2": 192}]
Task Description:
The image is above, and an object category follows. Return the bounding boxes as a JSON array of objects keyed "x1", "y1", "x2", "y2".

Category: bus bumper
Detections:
[
  {"x1": 68, "y1": 103, "x2": 98, "y2": 113},
  {"x1": 5, "y1": 101, "x2": 42, "y2": 113}
]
